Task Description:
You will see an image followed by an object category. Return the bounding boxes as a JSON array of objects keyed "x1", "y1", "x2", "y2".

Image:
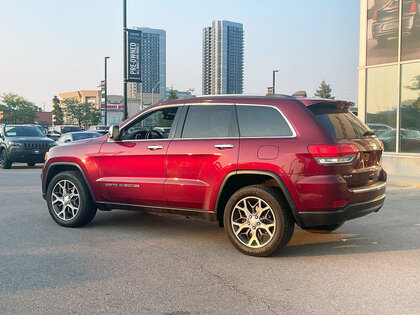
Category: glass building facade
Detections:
[{"x1": 359, "y1": 0, "x2": 420, "y2": 176}]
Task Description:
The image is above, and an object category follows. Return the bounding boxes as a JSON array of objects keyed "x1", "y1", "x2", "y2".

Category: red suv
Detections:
[{"x1": 41, "y1": 96, "x2": 386, "y2": 256}]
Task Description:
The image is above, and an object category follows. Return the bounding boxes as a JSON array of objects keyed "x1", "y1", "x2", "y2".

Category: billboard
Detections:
[
  {"x1": 126, "y1": 29, "x2": 142, "y2": 82},
  {"x1": 401, "y1": 0, "x2": 420, "y2": 61},
  {"x1": 366, "y1": 0, "x2": 399, "y2": 66},
  {"x1": 367, "y1": 0, "x2": 420, "y2": 65}
]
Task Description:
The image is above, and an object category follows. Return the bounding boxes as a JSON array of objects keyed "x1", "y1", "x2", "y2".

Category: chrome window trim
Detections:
[
  {"x1": 107, "y1": 138, "x2": 172, "y2": 143},
  {"x1": 117, "y1": 102, "x2": 297, "y2": 141},
  {"x1": 172, "y1": 137, "x2": 239, "y2": 141}
]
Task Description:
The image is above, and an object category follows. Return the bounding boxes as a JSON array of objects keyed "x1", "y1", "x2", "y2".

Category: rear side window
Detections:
[
  {"x1": 182, "y1": 105, "x2": 237, "y2": 138},
  {"x1": 237, "y1": 105, "x2": 294, "y2": 137},
  {"x1": 309, "y1": 103, "x2": 370, "y2": 139}
]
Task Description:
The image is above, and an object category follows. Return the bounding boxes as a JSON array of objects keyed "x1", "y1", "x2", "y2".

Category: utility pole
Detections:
[
  {"x1": 273, "y1": 70, "x2": 279, "y2": 94},
  {"x1": 104, "y1": 56, "x2": 110, "y2": 125},
  {"x1": 151, "y1": 81, "x2": 160, "y2": 105},
  {"x1": 123, "y1": 0, "x2": 128, "y2": 120},
  {"x1": 140, "y1": 82, "x2": 143, "y2": 111}
]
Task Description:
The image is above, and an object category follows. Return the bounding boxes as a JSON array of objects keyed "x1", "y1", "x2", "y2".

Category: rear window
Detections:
[
  {"x1": 73, "y1": 133, "x2": 102, "y2": 141},
  {"x1": 309, "y1": 103, "x2": 371, "y2": 139},
  {"x1": 62, "y1": 126, "x2": 83, "y2": 133}
]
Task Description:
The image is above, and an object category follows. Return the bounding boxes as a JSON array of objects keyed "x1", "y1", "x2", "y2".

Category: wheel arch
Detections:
[
  {"x1": 215, "y1": 170, "x2": 303, "y2": 227},
  {"x1": 44, "y1": 162, "x2": 97, "y2": 203}
]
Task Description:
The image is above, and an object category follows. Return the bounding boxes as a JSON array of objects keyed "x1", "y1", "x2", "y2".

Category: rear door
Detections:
[
  {"x1": 165, "y1": 104, "x2": 239, "y2": 210},
  {"x1": 309, "y1": 102, "x2": 384, "y2": 188}
]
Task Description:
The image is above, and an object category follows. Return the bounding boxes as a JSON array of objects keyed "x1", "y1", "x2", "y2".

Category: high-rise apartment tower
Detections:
[{"x1": 202, "y1": 20, "x2": 244, "y2": 95}]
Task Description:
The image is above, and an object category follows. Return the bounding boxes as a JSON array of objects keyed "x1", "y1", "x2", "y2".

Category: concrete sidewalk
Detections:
[{"x1": 387, "y1": 174, "x2": 420, "y2": 188}]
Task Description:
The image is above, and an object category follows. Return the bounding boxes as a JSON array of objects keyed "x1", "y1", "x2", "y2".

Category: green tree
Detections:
[
  {"x1": 406, "y1": 75, "x2": 420, "y2": 90},
  {"x1": 0, "y1": 93, "x2": 38, "y2": 123},
  {"x1": 63, "y1": 98, "x2": 101, "y2": 128},
  {"x1": 167, "y1": 88, "x2": 178, "y2": 100},
  {"x1": 314, "y1": 80, "x2": 335, "y2": 99},
  {"x1": 51, "y1": 95, "x2": 64, "y2": 125}
]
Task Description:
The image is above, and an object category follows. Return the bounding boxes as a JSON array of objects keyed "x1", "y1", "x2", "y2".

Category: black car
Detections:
[
  {"x1": 55, "y1": 132, "x2": 102, "y2": 145},
  {"x1": 0, "y1": 124, "x2": 56, "y2": 169},
  {"x1": 372, "y1": 0, "x2": 420, "y2": 46}
]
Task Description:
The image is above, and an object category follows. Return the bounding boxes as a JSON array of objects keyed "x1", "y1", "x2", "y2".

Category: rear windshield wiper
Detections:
[{"x1": 363, "y1": 130, "x2": 376, "y2": 137}]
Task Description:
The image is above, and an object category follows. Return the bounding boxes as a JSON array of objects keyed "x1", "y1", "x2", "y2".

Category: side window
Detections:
[
  {"x1": 237, "y1": 105, "x2": 294, "y2": 137},
  {"x1": 121, "y1": 106, "x2": 179, "y2": 140},
  {"x1": 181, "y1": 105, "x2": 237, "y2": 138}
]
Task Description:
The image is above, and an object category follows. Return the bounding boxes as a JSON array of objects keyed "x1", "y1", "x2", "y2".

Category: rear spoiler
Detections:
[{"x1": 299, "y1": 99, "x2": 355, "y2": 110}]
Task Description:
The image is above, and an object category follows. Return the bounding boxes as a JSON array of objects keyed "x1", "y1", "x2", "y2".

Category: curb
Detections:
[{"x1": 387, "y1": 181, "x2": 420, "y2": 188}]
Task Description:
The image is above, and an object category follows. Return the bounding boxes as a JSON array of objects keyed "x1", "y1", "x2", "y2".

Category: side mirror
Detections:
[
  {"x1": 65, "y1": 139, "x2": 71, "y2": 143},
  {"x1": 108, "y1": 125, "x2": 120, "y2": 140}
]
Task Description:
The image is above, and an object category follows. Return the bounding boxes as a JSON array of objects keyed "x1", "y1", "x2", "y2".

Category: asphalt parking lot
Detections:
[{"x1": 0, "y1": 165, "x2": 419, "y2": 314}]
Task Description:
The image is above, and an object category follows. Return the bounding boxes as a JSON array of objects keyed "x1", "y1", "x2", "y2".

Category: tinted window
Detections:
[
  {"x1": 182, "y1": 105, "x2": 236, "y2": 138},
  {"x1": 310, "y1": 104, "x2": 370, "y2": 139},
  {"x1": 4, "y1": 126, "x2": 45, "y2": 137},
  {"x1": 399, "y1": 62, "x2": 420, "y2": 153},
  {"x1": 62, "y1": 126, "x2": 83, "y2": 133},
  {"x1": 237, "y1": 105, "x2": 293, "y2": 137},
  {"x1": 72, "y1": 133, "x2": 102, "y2": 141}
]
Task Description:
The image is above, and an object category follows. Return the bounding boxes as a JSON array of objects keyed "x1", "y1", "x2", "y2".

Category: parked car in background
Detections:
[
  {"x1": 42, "y1": 95, "x2": 386, "y2": 256},
  {"x1": 367, "y1": 123, "x2": 393, "y2": 137},
  {"x1": 55, "y1": 132, "x2": 102, "y2": 145},
  {"x1": 372, "y1": 0, "x2": 420, "y2": 46},
  {"x1": 47, "y1": 133, "x2": 60, "y2": 142},
  {"x1": 87, "y1": 125, "x2": 109, "y2": 135},
  {"x1": 49, "y1": 125, "x2": 84, "y2": 135},
  {"x1": 379, "y1": 128, "x2": 420, "y2": 152},
  {"x1": 0, "y1": 124, "x2": 56, "y2": 169}
]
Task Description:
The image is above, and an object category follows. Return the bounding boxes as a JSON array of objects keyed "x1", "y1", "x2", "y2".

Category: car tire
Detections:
[
  {"x1": 224, "y1": 185, "x2": 294, "y2": 257},
  {"x1": 0, "y1": 150, "x2": 12, "y2": 169},
  {"x1": 27, "y1": 162, "x2": 36, "y2": 167},
  {"x1": 377, "y1": 36, "x2": 388, "y2": 47},
  {"x1": 304, "y1": 223, "x2": 344, "y2": 234},
  {"x1": 46, "y1": 170, "x2": 97, "y2": 227}
]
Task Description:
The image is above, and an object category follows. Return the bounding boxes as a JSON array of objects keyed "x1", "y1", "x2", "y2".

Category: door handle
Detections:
[
  {"x1": 214, "y1": 144, "x2": 234, "y2": 150},
  {"x1": 147, "y1": 145, "x2": 164, "y2": 150}
]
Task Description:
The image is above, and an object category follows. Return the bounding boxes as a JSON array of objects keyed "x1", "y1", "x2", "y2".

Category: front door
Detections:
[
  {"x1": 165, "y1": 104, "x2": 239, "y2": 211},
  {"x1": 97, "y1": 105, "x2": 181, "y2": 206}
]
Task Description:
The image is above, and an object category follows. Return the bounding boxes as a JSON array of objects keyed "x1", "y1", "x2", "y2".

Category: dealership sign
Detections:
[{"x1": 126, "y1": 29, "x2": 142, "y2": 82}]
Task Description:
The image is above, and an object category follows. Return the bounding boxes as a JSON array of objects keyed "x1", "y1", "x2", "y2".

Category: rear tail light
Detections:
[
  {"x1": 373, "y1": 11, "x2": 378, "y2": 21},
  {"x1": 409, "y1": 1, "x2": 417, "y2": 13},
  {"x1": 308, "y1": 144, "x2": 358, "y2": 165}
]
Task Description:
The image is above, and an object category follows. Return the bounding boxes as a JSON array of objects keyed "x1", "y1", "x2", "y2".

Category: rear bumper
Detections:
[
  {"x1": 298, "y1": 194, "x2": 385, "y2": 228},
  {"x1": 373, "y1": 16, "x2": 415, "y2": 38}
]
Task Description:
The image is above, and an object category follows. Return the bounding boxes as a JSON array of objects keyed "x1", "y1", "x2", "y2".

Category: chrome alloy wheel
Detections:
[
  {"x1": 51, "y1": 180, "x2": 80, "y2": 221},
  {"x1": 231, "y1": 196, "x2": 276, "y2": 248}
]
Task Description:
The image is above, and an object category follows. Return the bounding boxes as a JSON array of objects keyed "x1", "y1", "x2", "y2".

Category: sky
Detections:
[{"x1": 0, "y1": 0, "x2": 360, "y2": 111}]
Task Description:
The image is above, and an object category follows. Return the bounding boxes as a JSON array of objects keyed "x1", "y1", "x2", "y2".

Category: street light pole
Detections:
[
  {"x1": 151, "y1": 81, "x2": 160, "y2": 105},
  {"x1": 123, "y1": 0, "x2": 128, "y2": 120},
  {"x1": 104, "y1": 56, "x2": 110, "y2": 125},
  {"x1": 273, "y1": 70, "x2": 279, "y2": 94}
]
